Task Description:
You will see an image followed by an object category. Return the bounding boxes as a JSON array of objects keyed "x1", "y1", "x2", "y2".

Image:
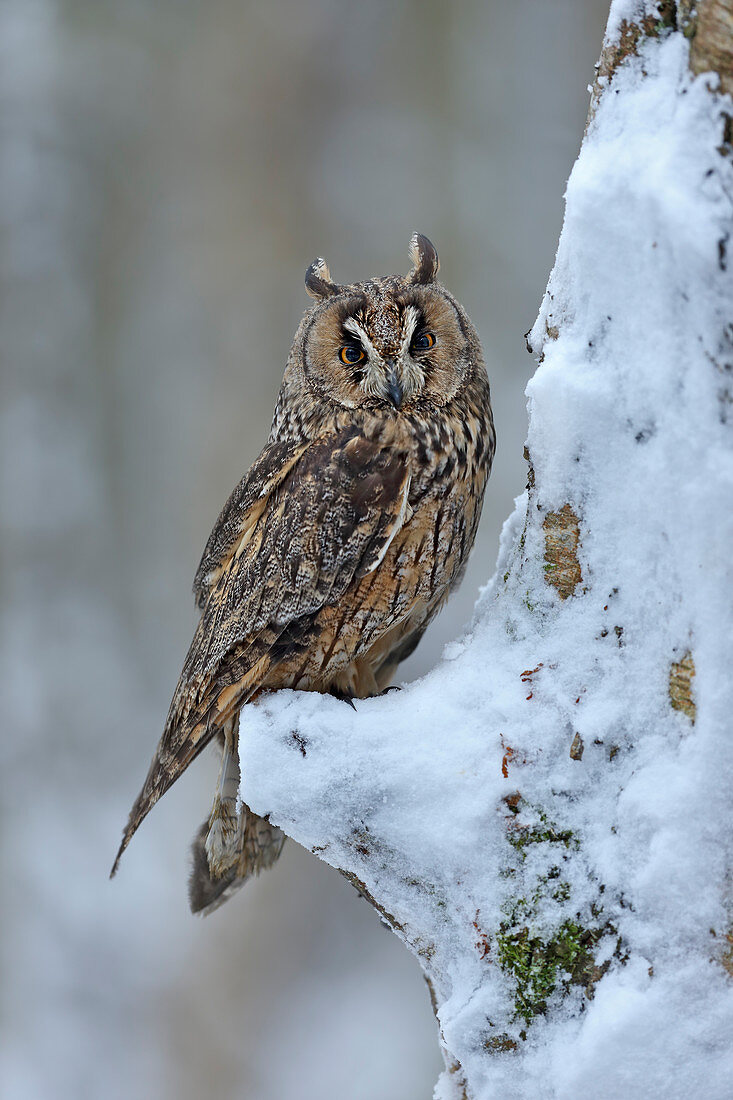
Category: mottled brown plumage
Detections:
[{"x1": 112, "y1": 234, "x2": 495, "y2": 913}]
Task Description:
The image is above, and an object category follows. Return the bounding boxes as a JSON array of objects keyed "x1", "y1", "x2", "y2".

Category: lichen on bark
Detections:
[
  {"x1": 721, "y1": 930, "x2": 733, "y2": 976},
  {"x1": 684, "y1": 0, "x2": 733, "y2": 95},
  {"x1": 543, "y1": 504, "x2": 583, "y2": 599},
  {"x1": 669, "y1": 651, "x2": 696, "y2": 721}
]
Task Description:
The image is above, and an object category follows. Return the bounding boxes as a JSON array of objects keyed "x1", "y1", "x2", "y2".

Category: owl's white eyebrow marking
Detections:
[
  {"x1": 400, "y1": 306, "x2": 421, "y2": 359},
  {"x1": 343, "y1": 317, "x2": 378, "y2": 359}
]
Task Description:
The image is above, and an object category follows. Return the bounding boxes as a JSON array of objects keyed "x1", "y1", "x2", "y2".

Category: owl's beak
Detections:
[{"x1": 386, "y1": 365, "x2": 403, "y2": 409}]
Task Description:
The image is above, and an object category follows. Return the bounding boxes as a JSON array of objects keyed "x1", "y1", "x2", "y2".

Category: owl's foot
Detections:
[
  {"x1": 205, "y1": 793, "x2": 244, "y2": 879},
  {"x1": 190, "y1": 808, "x2": 286, "y2": 916},
  {"x1": 204, "y1": 735, "x2": 243, "y2": 878},
  {"x1": 193, "y1": 722, "x2": 288, "y2": 914}
]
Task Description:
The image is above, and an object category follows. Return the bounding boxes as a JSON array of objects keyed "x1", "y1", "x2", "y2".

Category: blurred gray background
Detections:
[{"x1": 0, "y1": 1, "x2": 608, "y2": 1097}]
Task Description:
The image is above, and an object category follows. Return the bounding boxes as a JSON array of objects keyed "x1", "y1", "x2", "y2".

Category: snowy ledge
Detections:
[{"x1": 241, "y1": 6, "x2": 733, "y2": 1098}]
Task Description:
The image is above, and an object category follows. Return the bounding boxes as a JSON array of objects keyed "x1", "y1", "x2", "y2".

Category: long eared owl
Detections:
[{"x1": 112, "y1": 234, "x2": 495, "y2": 914}]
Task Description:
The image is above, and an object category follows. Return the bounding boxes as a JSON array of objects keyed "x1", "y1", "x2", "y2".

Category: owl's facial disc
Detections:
[
  {"x1": 303, "y1": 286, "x2": 470, "y2": 411},
  {"x1": 339, "y1": 308, "x2": 438, "y2": 409}
]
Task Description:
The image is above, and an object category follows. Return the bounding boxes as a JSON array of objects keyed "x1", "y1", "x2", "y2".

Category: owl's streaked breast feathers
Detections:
[{"x1": 112, "y1": 233, "x2": 495, "y2": 912}]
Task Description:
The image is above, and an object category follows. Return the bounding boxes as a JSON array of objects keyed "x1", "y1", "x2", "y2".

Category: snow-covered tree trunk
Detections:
[{"x1": 240, "y1": 3, "x2": 733, "y2": 1096}]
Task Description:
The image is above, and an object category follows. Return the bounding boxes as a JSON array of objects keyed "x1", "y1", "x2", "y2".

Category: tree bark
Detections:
[{"x1": 241, "y1": 3, "x2": 733, "y2": 1096}]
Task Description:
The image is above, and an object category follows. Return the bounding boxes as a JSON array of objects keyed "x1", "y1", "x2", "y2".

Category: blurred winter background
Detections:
[{"x1": 0, "y1": 1, "x2": 608, "y2": 1097}]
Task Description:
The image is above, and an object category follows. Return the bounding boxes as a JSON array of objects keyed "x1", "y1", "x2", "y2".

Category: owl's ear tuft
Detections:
[
  {"x1": 305, "y1": 258, "x2": 340, "y2": 300},
  {"x1": 408, "y1": 233, "x2": 440, "y2": 284}
]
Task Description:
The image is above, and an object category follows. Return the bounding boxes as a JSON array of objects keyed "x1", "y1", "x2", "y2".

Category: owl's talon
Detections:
[
  {"x1": 379, "y1": 685, "x2": 402, "y2": 695},
  {"x1": 329, "y1": 689, "x2": 357, "y2": 709}
]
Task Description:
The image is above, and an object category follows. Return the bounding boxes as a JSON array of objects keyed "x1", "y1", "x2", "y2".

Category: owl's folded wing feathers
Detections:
[
  {"x1": 192, "y1": 437, "x2": 308, "y2": 610},
  {"x1": 111, "y1": 423, "x2": 411, "y2": 875}
]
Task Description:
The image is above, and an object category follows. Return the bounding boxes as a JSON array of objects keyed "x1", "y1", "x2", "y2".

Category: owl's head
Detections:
[{"x1": 287, "y1": 234, "x2": 482, "y2": 416}]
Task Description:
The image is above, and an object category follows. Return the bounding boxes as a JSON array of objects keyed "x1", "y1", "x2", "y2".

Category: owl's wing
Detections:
[
  {"x1": 192, "y1": 437, "x2": 307, "y2": 609},
  {"x1": 111, "y1": 423, "x2": 411, "y2": 875}
]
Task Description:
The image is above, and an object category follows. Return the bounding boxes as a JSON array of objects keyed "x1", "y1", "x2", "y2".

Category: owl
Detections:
[{"x1": 112, "y1": 234, "x2": 495, "y2": 914}]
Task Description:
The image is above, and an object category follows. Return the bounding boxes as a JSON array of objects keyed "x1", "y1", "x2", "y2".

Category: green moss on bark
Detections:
[{"x1": 495, "y1": 799, "x2": 613, "y2": 1025}]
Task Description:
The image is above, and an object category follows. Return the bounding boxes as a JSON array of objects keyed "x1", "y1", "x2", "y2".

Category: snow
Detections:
[
  {"x1": 240, "y1": 12, "x2": 733, "y2": 1100},
  {"x1": 603, "y1": 0, "x2": 647, "y2": 45}
]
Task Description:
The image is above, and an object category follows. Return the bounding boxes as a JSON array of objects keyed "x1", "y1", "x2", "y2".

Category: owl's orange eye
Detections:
[
  {"x1": 340, "y1": 344, "x2": 365, "y2": 365},
  {"x1": 412, "y1": 331, "x2": 435, "y2": 351}
]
